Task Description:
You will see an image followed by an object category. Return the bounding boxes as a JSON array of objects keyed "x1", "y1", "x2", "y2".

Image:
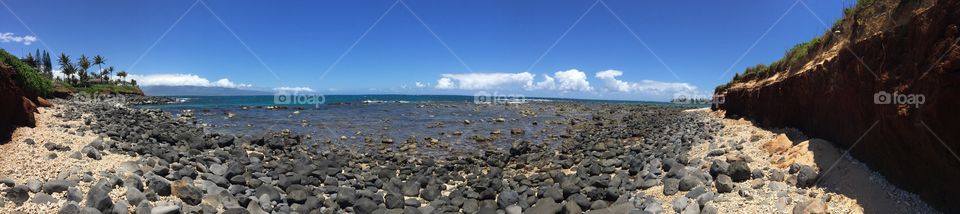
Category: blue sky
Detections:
[{"x1": 0, "y1": 0, "x2": 851, "y2": 101}]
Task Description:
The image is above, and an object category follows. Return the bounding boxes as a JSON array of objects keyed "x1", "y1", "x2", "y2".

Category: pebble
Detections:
[
  {"x1": 796, "y1": 165, "x2": 819, "y2": 188},
  {"x1": 727, "y1": 161, "x2": 751, "y2": 182},
  {"x1": 663, "y1": 178, "x2": 680, "y2": 196}
]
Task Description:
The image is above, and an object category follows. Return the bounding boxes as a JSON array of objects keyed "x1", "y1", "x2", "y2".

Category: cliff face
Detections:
[
  {"x1": 717, "y1": 0, "x2": 959, "y2": 212},
  {"x1": 0, "y1": 63, "x2": 38, "y2": 142}
]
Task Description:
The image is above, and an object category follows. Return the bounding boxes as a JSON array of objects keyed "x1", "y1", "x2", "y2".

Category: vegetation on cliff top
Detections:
[
  {"x1": 0, "y1": 49, "x2": 53, "y2": 97},
  {"x1": 4, "y1": 48, "x2": 142, "y2": 97},
  {"x1": 717, "y1": 0, "x2": 880, "y2": 92}
]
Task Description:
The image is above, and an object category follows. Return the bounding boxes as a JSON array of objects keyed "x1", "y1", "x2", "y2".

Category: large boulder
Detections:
[{"x1": 0, "y1": 62, "x2": 37, "y2": 143}]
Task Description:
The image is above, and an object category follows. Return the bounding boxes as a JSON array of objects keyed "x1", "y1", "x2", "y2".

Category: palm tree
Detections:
[
  {"x1": 117, "y1": 70, "x2": 128, "y2": 84},
  {"x1": 93, "y1": 55, "x2": 105, "y2": 81},
  {"x1": 77, "y1": 54, "x2": 90, "y2": 84},
  {"x1": 102, "y1": 66, "x2": 114, "y2": 83},
  {"x1": 58, "y1": 53, "x2": 75, "y2": 84}
]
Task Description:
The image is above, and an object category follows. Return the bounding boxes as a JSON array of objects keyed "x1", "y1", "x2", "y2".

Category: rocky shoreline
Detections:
[{"x1": 1, "y1": 96, "x2": 935, "y2": 213}]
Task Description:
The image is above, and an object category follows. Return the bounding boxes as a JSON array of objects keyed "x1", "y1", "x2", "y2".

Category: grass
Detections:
[
  {"x1": 77, "y1": 84, "x2": 142, "y2": 95},
  {"x1": 0, "y1": 49, "x2": 53, "y2": 97}
]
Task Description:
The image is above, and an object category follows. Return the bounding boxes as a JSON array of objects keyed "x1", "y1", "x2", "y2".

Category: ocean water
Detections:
[{"x1": 137, "y1": 95, "x2": 705, "y2": 154}]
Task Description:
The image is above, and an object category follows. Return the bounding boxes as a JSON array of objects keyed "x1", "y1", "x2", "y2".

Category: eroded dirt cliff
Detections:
[{"x1": 716, "y1": 0, "x2": 959, "y2": 212}]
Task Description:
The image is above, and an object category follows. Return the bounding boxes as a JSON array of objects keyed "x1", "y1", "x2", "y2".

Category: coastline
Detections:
[{"x1": 0, "y1": 97, "x2": 935, "y2": 213}]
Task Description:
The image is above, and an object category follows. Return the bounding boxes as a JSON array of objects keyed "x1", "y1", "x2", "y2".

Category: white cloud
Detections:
[
  {"x1": 0, "y1": 32, "x2": 37, "y2": 45},
  {"x1": 415, "y1": 82, "x2": 428, "y2": 88},
  {"x1": 273, "y1": 86, "x2": 315, "y2": 92},
  {"x1": 127, "y1": 73, "x2": 252, "y2": 88},
  {"x1": 594, "y1": 70, "x2": 696, "y2": 94},
  {"x1": 534, "y1": 69, "x2": 592, "y2": 91},
  {"x1": 434, "y1": 72, "x2": 535, "y2": 90},
  {"x1": 436, "y1": 77, "x2": 455, "y2": 89}
]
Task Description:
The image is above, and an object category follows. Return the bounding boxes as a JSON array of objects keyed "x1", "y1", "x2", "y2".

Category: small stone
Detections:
[
  {"x1": 681, "y1": 200, "x2": 700, "y2": 214},
  {"x1": 701, "y1": 204, "x2": 719, "y2": 214},
  {"x1": 385, "y1": 193, "x2": 404, "y2": 209},
  {"x1": 354, "y1": 198, "x2": 378, "y2": 214},
  {"x1": 127, "y1": 188, "x2": 146, "y2": 205},
  {"x1": 498, "y1": 189, "x2": 520, "y2": 208},
  {"x1": 0, "y1": 178, "x2": 14, "y2": 187},
  {"x1": 152, "y1": 205, "x2": 181, "y2": 214},
  {"x1": 589, "y1": 200, "x2": 608, "y2": 210},
  {"x1": 26, "y1": 179, "x2": 42, "y2": 193},
  {"x1": 796, "y1": 165, "x2": 818, "y2": 188},
  {"x1": 506, "y1": 204, "x2": 522, "y2": 214},
  {"x1": 672, "y1": 197, "x2": 689, "y2": 213},
  {"x1": 86, "y1": 184, "x2": 114, "y2": 212},
  {"x1": 663, "y1": 178, "x2": 680, "y2": 196},
  {"x1": 81, "y1": 146, "x2": 102, "y2": 160},
  {"x1": 727, "y1": 161, "x2": 751, "y2": 182},
  {"x1": 31, "y1": 192, "x2": 58, "y2": 204},
  {"x1": 6, "y1": 185, "x2": 30, "y2": 204},
  {"x1": 792, "y1": 199, "x2": 827, "y2": 214},
  {"x1": 678, "y1": 175, "x2": 701, "y2": 191},
  {"x1": 43, "y1": 179, "x2": 75, "y2": 194},
  {"x1": 147, "y1": 176, "x2": 172, "y2": 196},
  {"x1": 527, "y1": 198, "x2": 562, "y2": 213},
  {"x1": 715, "y1": 174, "x2": 734, "y2": 193},
  {"x1": 172, "y1": 180, "x2": 203, "y2": 206},
  {"x1": 66, "y1": 187, "x2": 83, "y2": 202},
  {"x1": 60, "y1": 203, "x2": 81, "y2": 214}
]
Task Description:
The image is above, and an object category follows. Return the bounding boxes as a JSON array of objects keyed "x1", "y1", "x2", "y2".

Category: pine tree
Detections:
[{"x1": 42, "y1": 51, "x2": 52, "y2": 78}]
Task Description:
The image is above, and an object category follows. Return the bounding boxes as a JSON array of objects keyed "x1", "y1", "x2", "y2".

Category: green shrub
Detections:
[{"x1": 0, "y1": 49, "x2": 52, "y2": 96}]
